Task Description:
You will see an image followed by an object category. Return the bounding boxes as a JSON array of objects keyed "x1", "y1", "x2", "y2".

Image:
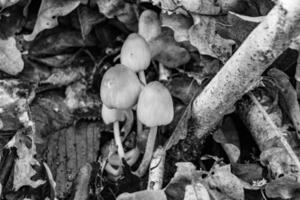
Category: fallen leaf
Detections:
[
  {"x1": 96, "y1": 0, "x2": 125, "y2": 18},
  {"x1": 0, "y1": 37, "x2": 24, "y2": 75},
  {"x1": 205, "y1": 165, "x2": 250, "y2": 200},
  {"x1": 166, "y1": 76, "x2": 199, "y2": 105},
  {"x1": 149, "y1": 28, "x2": 191, "y2": 68},
  {"x1": 117, "y1": 190, "x2": 167, "y2": 200},
  {"x1": 161, "y1": 13, "x2": 193, "y2": 42},
  {"x1": 0, "y1": 0, "x2": 20, "y2": 10},
  {"x1": 178, "y1": 0, "x2": 221, "y2": 15},
  {"x1": 189, "y1": 15, "x2": 235, "y2": 63},
  {"x1": 0, "y1": 1, "x2": 26, "y2": 39},
  {"x1": 265, "y1": 174, "x2": 300, "y2": 199},
  {"x1": 267, "y1": 68, "x2": 300, "y2": 138},
  {"x1": 116, "y1": 3, "x2": 138, "y2": 31},
  {"x1": 77, "y1": 5, "x2": 105, "y2": 39},
  {"x1": 31, "y1": 93, "x2": 74, "y2": 138},
  {"x1": 29, "y1": 29, "x2": 96, "y2": 55},
  {"x1": 260, "y1": 147, "x2": 300, "y2": 177},
  {"x1": 24, "y1": 0, "x2": 81, "y2": 41},
  {"x1": 47, "y1": 122, "x2": 102, "y2": 199},
  {"x1": 8, "y1": 132, "x2": 46, "y2": 191},
  {"x1": 231, "y1": 163, "x2": 264, "y2": 184},
  {"x1": 41, "y1": 66, "x2": 85, "y2": 87}
]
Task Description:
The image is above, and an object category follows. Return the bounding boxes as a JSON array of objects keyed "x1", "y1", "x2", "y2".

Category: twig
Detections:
[{"x1": 147, "y1": 146, "x2": 165, "y2": 190}]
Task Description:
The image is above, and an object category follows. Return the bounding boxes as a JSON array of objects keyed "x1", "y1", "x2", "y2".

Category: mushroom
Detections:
[
  {"x1": 138, "y1": 10, "x2": 161, "y2": 42},
  {"x1": 100, "y1": 64, "x2": 142, "y2": 109},
  {"x1": 135, "y1": 81, "x2": 174, "y2": 176},
  {"x1": 120, "y1": 33, "x2": 151, "y2": 84},
  {"x1": 100, "y1": 65, "x2": 141, "y2": 158}
]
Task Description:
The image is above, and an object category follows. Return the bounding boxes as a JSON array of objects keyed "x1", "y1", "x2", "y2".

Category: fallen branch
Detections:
[
  {"x1": 237, "y1": 91, "x2": 300, "y2": 177},
  {"x1": 192, "y1": 0, "x2": 300, "y2": 138}
]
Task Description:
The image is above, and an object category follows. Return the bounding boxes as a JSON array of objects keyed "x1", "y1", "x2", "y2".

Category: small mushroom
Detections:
[
  {"x1": 100, "y1": 64, "x2": 142, "y2": 109},
  {"x1": 138, "y1": 10, "x2": 161, "y2": 42},
  {"x1": 120, "y1": 33, "x2": 151, "y2": 84},
  {"x1": 135, "y1": 81, "x2": 174, "y2": 176}
]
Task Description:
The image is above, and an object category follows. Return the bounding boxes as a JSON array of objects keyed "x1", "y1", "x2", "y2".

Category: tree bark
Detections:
[{"x1": 192, "y1": 0, "x2": 300, "y2": 138}]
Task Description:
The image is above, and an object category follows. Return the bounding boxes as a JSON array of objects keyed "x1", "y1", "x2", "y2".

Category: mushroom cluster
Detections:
[{"x1": 100, "y1": 9, "x2": 174, "y2": 179}]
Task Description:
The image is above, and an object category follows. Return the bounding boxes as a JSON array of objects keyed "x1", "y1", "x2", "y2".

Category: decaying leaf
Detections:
[
  {"x1": 265, "y1": 174, "x2": 300, "y2": 199},
  {"x1": 96, "y1": 0, "x2": 125, "y2": 18},
  {"x1": 221, "y1": 12, "x2": 260, "y2": 44},
  {"x1": 178, "y1": 0, "x2": 221, "y2": 15},
  {"x1": 189, "y1": 15, "x2": 235, "y2": 63},
  {"x1": 149, "y1": 28, "x2": 191, "y2": 68},
  {"x1": 161, "y1": 13, "x2": 193, "y2": 42},
  {"x1": 64, "y1": 81, "x2": 101, "y2": 113},
  {"x1": 7, "y1": 132, "x2": 45, "y2": 191},
  {"x1": 231, "y1": 163, "x2": 264, "y2": 184},
  {"x1": 267, "y1": 68, "x2": 300, "y2": 137},
  {"x1": 213, "y1": 117, "x2": 241, "y2": 163},
  {"x1": 116, "y1": 3, "x2": 138, "y2": 31},
  {"x1": 205, "y1": 164, "x2": 250, "y2": 200},
  {"x1": 46, "y1": 122, "x2": 102, "y2": 199},
  {"x1": 0, "y1": 37, "x2": 24, "y2": 75},
  {"x1": 31, "y1": 93, "x2": 74, "y2": 138},
  {"x1": 260, "y1": 147, "x2": 300, "y2": 177},
  {"x1": 41, "y1": 66, "x2": 85, "y2": 87},
  {"x1": 77, "y1": 5, "x2": 105, "y2": 39},
  {"x1": 24, "y1": 0, "x2": 81, "y2": 41},
  {"x1": 0, "y1": 0, "x2": 20, "y2": 10},
  {"x1": 29, "y1": 29, "x2": 95, "y2": 55}
]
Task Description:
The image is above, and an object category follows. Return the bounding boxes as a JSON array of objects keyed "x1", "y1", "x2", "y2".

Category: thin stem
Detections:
[
  {"x1": 138, "y1": 70, "x2": 147, "y2": 85},
  {"x1": 137, "y1": 70, "x2": 146, "y2": 139},
  {"x1": 113, "y1": 121, "x2": 125, "y2": 159},
  {"x1": 134, "y1": 126, "x2": 158, "y2": 177}
]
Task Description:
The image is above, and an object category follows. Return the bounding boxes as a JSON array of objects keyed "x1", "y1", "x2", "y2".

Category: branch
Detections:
[{"x1": 192, "y1": 0, "x2": 300, "y2": 138}]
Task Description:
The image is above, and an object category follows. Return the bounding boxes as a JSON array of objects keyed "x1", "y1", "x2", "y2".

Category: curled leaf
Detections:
[
  {"x1": 96, "y1": 0, "x2": 125, "y2": 18},
  {"x1": 0, "y1": 37, "x2": 23, "y2": 75},
  {"x1": 161, "y1": 13, "x2": 193, "y2": 42},
  {"x1": 189, "y1": 15, "x2": 235, "y2": 63},
  {"x1": 149, "y1": 28, "x2": 190, "y2": 68},
  {"x1": 24, "y1": 0, "x2": 81, "y2": 41}
]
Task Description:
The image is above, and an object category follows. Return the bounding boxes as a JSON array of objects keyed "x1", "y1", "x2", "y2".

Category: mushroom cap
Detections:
[
  {"x1": 101, "y1": 104, "x2": 126, "y2": 124},
  {"x1": 100, "y1": 64, "x2": 141, "y2": 109},
  {"x1": 137, "y1": 81, "x2": 174, "y2": 127},
  {"x1": 120, "y1": 33, "x2": 151, "y2": 72},
  {"x1": 138, "y1": 10, "x2": 161, "y2": 42}
]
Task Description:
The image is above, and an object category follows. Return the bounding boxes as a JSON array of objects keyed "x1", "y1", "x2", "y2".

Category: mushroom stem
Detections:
[
  {"x1": 134, "y1": 126, "x2": 158, "y2": 177},
  {"x1": 138, "y1": 71, "x2": 147, "y2": 85},
  {"x1": 113, "y1": 121, "x2": 125, "y2": 159},
  {"x1": 137, "y1": 70, "x2": 146, "y2": 137}
]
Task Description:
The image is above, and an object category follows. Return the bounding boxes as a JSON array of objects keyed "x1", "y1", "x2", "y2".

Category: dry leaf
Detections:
[
  {"x1": 179, "y1": 0, "x2": 221, "y2": 15},
  {"x1": 260, "y1": 147, "x2": 300, "y2": 177},
  {"x1": 41, "y1": 66, "x2": 85, "y2": 87},
  {"x1": 267, "y1": 68, "x2": 300, "y2": 137},
  {"x1": 161, "y1": 13, "x2": 193, "y2": 42},
  {"x1": 77, "y1": 5, "x2": 105, "y2": 39},
  {"x1": 0, "y1": 37, "x2": 23, "y2": 75},
  {"x1": 265, "y1": 174, "x2": 300, "y2": 199},
  {"x1": 189, "y1": 15, "x2": 235, "y2": 63},
  {"x1": 47, "y1": 122, "x2": 102, "y2": 199},
  {"x1": 149, "y1": 28, "x2": 190, "y2": 68},
  {"x1": 205, "y1": 165, "x2": 249, "y2": 200},
  {"x1": 8, "y1": 132, "x2": 46, "y2": 191},
  {"x1": 24, "y1": 0, "x2": 81, "y2": 41},
  {"x1": 0, "y1": 0, "x2": 20, "y2": 10},
  {"x1": 96, "y1": 0, "x2": 125, "y2": 18}
]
